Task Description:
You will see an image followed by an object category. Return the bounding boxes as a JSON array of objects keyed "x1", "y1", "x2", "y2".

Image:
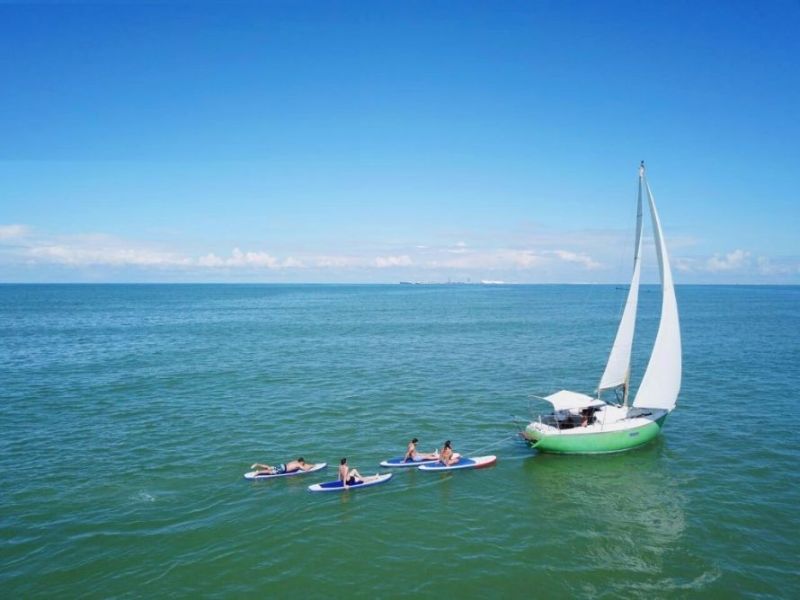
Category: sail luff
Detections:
[
  {"x1": 597, "y1": 168, "x2": 644, "y2": 393},
  {"x1": 632, "y1": 173, "x2": 682, "y2": 411}
]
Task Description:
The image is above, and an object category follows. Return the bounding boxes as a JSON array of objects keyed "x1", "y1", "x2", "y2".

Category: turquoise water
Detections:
[{"x1": 1, "y1": 284, "x2": 798, "y2": 598}]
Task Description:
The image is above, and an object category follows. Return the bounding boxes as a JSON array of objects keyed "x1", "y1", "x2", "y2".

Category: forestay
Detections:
[{"x1": 598, "y1": 167, "x2": 644, "y2": 393}]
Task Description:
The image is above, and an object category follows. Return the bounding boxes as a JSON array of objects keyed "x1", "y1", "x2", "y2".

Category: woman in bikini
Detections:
[
  {"x1": 439, "y1": 440, "x2": 461, "y2": 466},
  {"x1": 403, "y1": 438, "x2": 440, "y2": 462}
]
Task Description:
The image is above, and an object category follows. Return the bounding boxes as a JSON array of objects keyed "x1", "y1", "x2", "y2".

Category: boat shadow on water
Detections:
[
  {"x1": 517, "y1": 438, "x2": 716, "y2": 595},
  {"x1": 525, "y1": 438, "x2": 685, "y2": 534}
]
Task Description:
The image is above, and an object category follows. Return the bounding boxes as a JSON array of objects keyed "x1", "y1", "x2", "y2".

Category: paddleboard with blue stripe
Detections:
[
  {"x1": 417, "y1": 455, "x2": 497, "y2": 472},
  {"x1": 244, "y1": 462, "x2": 327, "y2": 480},
  {"x1": 308, "y1": 472, "x2": 393, "y2": 493},
  {"x1": 379, "y1": 456, "x2": 439, "y2": 468}
]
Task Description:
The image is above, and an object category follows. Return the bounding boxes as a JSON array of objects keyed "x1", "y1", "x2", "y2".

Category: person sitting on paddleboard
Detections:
[
  {"x1": 251, "y1": 457, "x2": 312, "y2": 476},
  {"x1": 339, "y1": 457, "x2": 364, "y2": 487},
  {"x1": 439, "y1": 440, "x2": 461, "y2": 466},
  {"x1": 404, "y1": 438, "x2": 440, "y2": 462}
]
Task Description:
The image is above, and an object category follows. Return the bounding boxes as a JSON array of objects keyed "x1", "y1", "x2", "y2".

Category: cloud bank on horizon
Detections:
[{"x1": 1, "y1": 222, "x2": 796, "y2": 284}]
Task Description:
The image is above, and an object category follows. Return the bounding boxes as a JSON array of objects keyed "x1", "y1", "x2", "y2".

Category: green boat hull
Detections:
[{"x1": 526, "y1": 414, "x2": 668, "y2": 454}]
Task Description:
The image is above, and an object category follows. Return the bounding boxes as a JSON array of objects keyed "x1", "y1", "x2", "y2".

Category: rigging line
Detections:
[
  {"x1": 464, "y1": 433, "x2": 519, "y2": 456},
  {"x1": 511, "y1": 414, "x2": 530, "y2": 427},
  {"x1": 512, "y1": 413, "x2": 537, "y2": 437},
  {"x1": 607, "y1": 172, "x2": 640, "y2": 325}
]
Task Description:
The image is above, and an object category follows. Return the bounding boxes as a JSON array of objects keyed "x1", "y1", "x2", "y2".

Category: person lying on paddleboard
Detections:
[
  {"x1": 403, "y1": 438, "x2": 440, "y2": 462},
  {"x1": 339, "y1": 457, "x2": 364, "y2": 488},
  {"x1": 250, "y1": 457, "x2": 313, "y2": 476},
  {"x1": 439, "y1": 440, "x2": 461, "y2": 466}
]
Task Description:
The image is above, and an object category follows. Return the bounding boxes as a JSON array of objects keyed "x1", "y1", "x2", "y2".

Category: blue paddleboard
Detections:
[
  {"x1": 244, "y1": 462, "x2": 327, "y2": 480},
  {"x1": 308, "y1": 472, "x2": 393, "y2": 493},
  {"x1": 417, "y1": 455, "x2": 497, "y2": 472}
]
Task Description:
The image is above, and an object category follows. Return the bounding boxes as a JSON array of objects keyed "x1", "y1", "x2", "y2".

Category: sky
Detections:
[{"x1": 1, "y1": 0, "x2": 798, "y2": 284}]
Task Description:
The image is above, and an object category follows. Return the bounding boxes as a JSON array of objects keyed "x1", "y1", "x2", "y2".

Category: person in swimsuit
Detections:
[
  {"x1": 439, "y1": 440, "x2": 461, "y2": 466},
  {"x1": 338, "y1": 457, "x2": 364, "y2": 487},
  {"x1": 404, "y1": 438, "x2": 439, "y2": 462},
  {"x1": 250, "y1": 457, "x2": 313, "y2": 476},
  {"x1": 580, "y1": 407, "x2": 598, "y2": 427}
]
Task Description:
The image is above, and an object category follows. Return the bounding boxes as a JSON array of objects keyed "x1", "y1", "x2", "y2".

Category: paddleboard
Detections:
[
  {"x1": 308, "y1": 472, "x2": 393, "y2": 493},
  {"x1": 379, "y1": 456, "x2": 439, "y2": 468},
  {"x1": 244, "y1": 462, "x2": 327, "y2": 480},
  {"x1": 417, "y1": 455, "x2": 497, "y2": 472}
]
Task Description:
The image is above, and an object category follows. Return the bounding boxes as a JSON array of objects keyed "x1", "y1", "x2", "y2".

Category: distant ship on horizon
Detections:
[{"x1": 399, "y1": 280, "x2": 506, "y2": 285}]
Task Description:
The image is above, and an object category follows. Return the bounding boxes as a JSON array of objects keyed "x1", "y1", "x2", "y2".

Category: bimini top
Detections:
[{"x1": 542, "y1": 390, "x2": 605, "y2": 412}]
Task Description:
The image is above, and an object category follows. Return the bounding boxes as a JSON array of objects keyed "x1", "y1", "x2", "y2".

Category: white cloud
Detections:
[
  {"x1": 448, "y1": 241, "x2": 469, "y2": 254},
  {"x1": 226, "y1": 248, "x2": 279, "y2": 268},
  {"x1": 282, "y1": 256, "x2": 305, "y2": 268},
  {"x1": 312, "y1": 255, "x2": 362, "y2": 268},
  {"x1": 307, "y1": 254, "x2": 413, "y2": 269},
  {"x1": 197, "y1": 253, "x2": 225, "y2": 267},
  {"x1": 670, "y1": 250, "x2": 800, "y2": 280},
  {"x1": 26, "y1": 243, "x2": 189, "y2": 267},
  {"x1": 197, "y1": 248, "x2": 305, "y2": 269},
  {"x1": 705, "y1": 249, "x2": 750, "y2": 272},
  {"x1": 0, "y1": 224, "x2": 30, "y2": 240},
  {"x1": 3, "y1": 223, "x2": 795, "y2": 284},
  {"x1": 432, "y1": 248, "x2": 600, "y2": 271},
  {"x1": 20, "y1": 238, "x2": 285, "y2": 270},
  {"x1": 504, "y1": 250, "x2": 542, "y2": 268},
  {"x1": 674, "y1": 257, "x2": 698, "y2": 273},
  {"x1": 757, "y1": 256, "x2": 800, "y2": 276},
  {"x1": 549, "y1": 249, "x2": 602, "y2": 270},
  {"x1": 433, "y1": 249, "x2": 543, "y2": 270},
  {"x1": 374, "y1": 255, "x2": 413, "y2": 268}
]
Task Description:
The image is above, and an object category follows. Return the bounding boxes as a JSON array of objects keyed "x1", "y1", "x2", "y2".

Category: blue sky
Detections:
[{"x1": 1, "y1": 0, "x2": 798, "y2": 283}]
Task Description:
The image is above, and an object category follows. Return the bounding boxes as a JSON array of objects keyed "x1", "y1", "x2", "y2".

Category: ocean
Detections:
[{"x1": 1, "y1": 284, "x2": 798, "y2": 598}]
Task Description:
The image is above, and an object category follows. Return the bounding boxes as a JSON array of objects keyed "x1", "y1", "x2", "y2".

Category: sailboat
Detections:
[{"x1": 523, "y1": 162, "x2": 681, "y2": 454}]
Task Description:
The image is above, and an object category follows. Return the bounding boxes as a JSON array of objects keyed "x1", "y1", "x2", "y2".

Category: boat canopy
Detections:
[{"x1": 542, "y1": 390, "x2": 605, "y2": 412}]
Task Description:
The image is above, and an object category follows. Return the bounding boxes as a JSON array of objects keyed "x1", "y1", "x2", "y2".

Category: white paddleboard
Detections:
[
  {"x1": 308, "y1": 472, "x2": 393, "y2": 493},
  {"x1": 379, "y1": 456, "x2": 439, "y2": 468},
  {"x1": 417, "y1": 455, "x2": 497, "y2": 472},
  {"x1": 244, "y1": 462, "x2": 327, "y2": 480}
]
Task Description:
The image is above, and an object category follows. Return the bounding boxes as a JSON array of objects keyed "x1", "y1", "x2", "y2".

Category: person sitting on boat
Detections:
[
  {"x1": 404, "y1": 438, "x2": 440, "y2": 462},
  {"x1": 250, "y1": 457, "x2": 312, "y2": 476},
  {"x1": 339, "y1": 457, "x2": 364, "y2": 487},
  {"x1": 439, "y1": 440, "x2": 461, "y2": 466},
  {"x1": 580, "y1": 407, "x2": 598, "y2": 427}
]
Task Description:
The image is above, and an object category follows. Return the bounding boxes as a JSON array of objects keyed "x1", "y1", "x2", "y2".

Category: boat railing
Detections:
[{"x1": 535, "y1": 407, "x2": 615, "y2": 433}]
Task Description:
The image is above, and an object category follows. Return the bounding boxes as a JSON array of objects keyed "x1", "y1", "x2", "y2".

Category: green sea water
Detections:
[{"x1": 1, "y1": 284, "x2": 798, "y2": 598}]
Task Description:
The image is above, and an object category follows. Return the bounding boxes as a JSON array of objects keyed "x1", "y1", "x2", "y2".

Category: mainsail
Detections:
[
  {"x1": 597, "y1": 165, "x2": 644, "y2": 395},
  {"x1": 632, "y1": 171, "x2": 682, "y2": 411}
]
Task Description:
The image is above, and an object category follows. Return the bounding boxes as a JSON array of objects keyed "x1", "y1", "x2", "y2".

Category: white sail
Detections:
[
  {"x1": 598, "y1": 168, "x2": 644, "y2": 393},
  {"x1": 633, "y1": 172, "x2": 682, "y2": 411}
]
